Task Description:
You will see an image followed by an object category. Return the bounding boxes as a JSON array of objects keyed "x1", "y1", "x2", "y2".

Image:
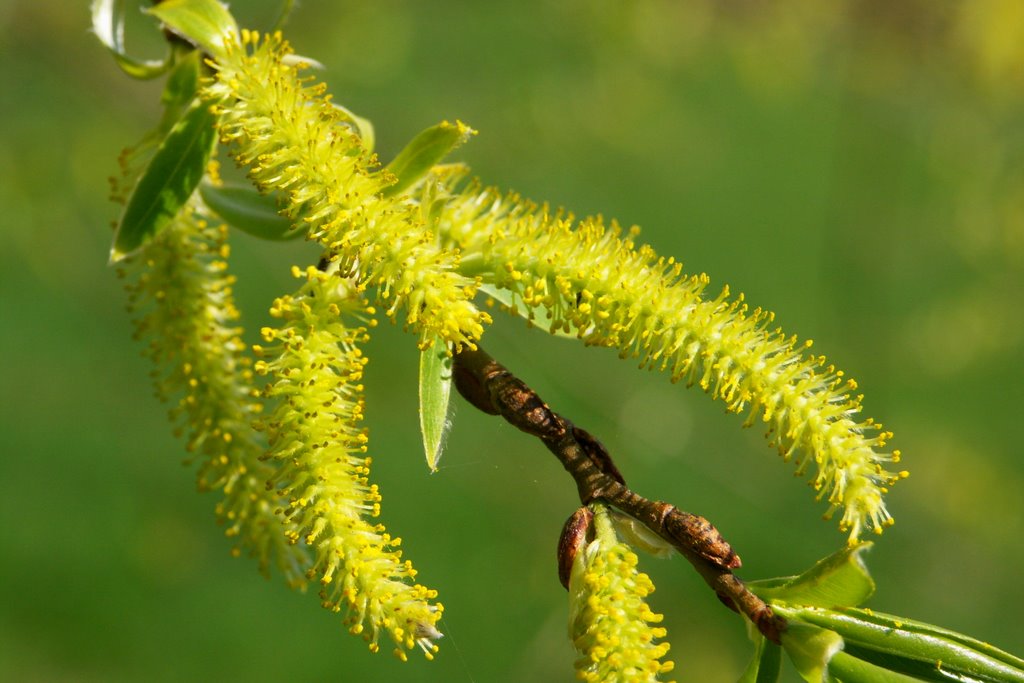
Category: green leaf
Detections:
[
  {"x1": 774, "y1": 605, "x2": 1024, "y2": 683},
  {"x1": 91, "y1": 0, "x2": 172, "y2": 79},
  {"x1": 781, "y1": 621, "x2": 845, "y2": 683},
  {"x1": 382, "y1": 120, "x2": 475, "y2": 197},
  {"x1": 827, "y1": 651, "x2": 922, "y2": 683},
  {"x1": 147, "y1": 0, "x2": 239, "y2": 59},
  {"x1": 110, "y1": 98, "x2": 219, "y2": 262},
  {"x1": 198, "y1": 182, "x2": 305, "y2": 241},
  {"x1": 749, "y1": 543, "x2": 875, "y2": 609},
  {"x1": 419, "y1": 338, "x2": 453, "y2": 472},
  {"x1": 477, "y1": 284, "x2": 580, "y2": 340},
  {"x1": 739, "y1": 635, "x2": 783, "y2": 683}
]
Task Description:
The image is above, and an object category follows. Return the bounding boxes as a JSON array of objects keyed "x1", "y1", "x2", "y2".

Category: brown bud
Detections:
[
  {"x1": 664, "y1": 509, "x2": 741, "y2": 570},
  {"x1": 557, "y1": 507, "x2": 594, "y2": 590}
]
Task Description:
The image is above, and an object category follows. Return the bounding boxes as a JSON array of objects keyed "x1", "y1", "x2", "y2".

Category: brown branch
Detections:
[{"x1": 452, "y1": 345, "x2": 785, "y2": 643}]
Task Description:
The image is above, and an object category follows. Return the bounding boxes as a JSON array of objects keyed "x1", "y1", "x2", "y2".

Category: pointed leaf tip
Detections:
[
  {"x1": 383, "y1": 120, "x2": 477, "y2": 197},
  {"x1": 108, "y1": 246, "x2": 127, "y2": 265}
]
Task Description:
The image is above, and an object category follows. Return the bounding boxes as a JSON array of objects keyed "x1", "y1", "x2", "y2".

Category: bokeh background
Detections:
[{"x1": 3, "y1": 1, "x2": 1024, "y2": 681}]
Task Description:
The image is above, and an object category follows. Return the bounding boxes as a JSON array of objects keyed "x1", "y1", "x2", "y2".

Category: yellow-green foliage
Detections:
[{"x1": 118, "y1": 14, "x2": 910, "y2": 670}]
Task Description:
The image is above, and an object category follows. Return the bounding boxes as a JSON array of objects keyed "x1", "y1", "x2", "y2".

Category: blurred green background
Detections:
[{"x1": 3, "y1": 1, "x2": 1023, "y2": 681}]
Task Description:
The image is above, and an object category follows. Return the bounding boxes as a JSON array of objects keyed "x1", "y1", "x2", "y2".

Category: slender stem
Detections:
[{"x1": 452, "y1": 345, "x2": 786, "y2": 643}]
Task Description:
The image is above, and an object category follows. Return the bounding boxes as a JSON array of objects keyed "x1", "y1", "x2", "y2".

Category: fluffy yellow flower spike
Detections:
[
  {"x1": 569, "y1": 504, "x2": 675, "y2": 683},
  {"x1": 431, "y1": 175, "x2": 907, "y2": 543},
  {"x1": 205, "y1": 31, "x2": 489, "y2": 351},
  {"x1": 255, "y1": 266, "x2": 443, "y2": 659},
  {"x1": 122, "y1": 202, "x2": 307, "y2": 584}
]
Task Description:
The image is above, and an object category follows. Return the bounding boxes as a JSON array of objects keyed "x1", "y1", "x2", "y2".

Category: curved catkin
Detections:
[
  {"x1": 254, "y1": 267, "x2": 443, "y2": 660},
  {"x1": 122, "y1": 202, "x2": 307, "y2": 584},
  {"x1": 204, "y1": 31, "x2": 489, "y2": 351},
  {"x1": 431, "y1": 175, "x2": 907, "y2": 543}
]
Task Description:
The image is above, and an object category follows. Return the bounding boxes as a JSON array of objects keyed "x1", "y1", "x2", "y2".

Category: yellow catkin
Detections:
[
  {"x1": 569, "y1": 505, "x2": 675, "y2": 683},
  {"x1": 122, "y1": 201, "x2": 307, "y2": 585},
  {"x1": 255, "y1": 267, "x2": 442, "y2": 658},
  {"x1": 204, "y1": 31, "x2": 489, "y2": 351},
  {"x1": 431, "y1": 173, "x2": 906, "y2": 542}
]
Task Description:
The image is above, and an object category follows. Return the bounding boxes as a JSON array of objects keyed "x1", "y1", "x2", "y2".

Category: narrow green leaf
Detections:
[
  {"x1": 739, "y1": 635, "x2": 783, "y2": 683},
  {"x1": 198, "y1": 182, "x2": 304, "y2": 241},
  {"x1": 477, "y1": 284, "x2": 580, "y2": 340},
  {"x1": 749, "y1": 543, "x2": 875, "y2": 609},
  {"x1": 774, "y1": 605, "x2": 1024, "y2": 683},
  {"x1": 91, "y1": 0, "x2": 171, "y2": 79},
  {"x1": 146, "y1": 0, "x2": 239, "y2": 59},
  {"x1": 827, "y1": 651, "x2": 922, "y2": 683},
  {"x1": 419, "y1": 338, "x2": 453, "y2": 472},
  {"x1": 841, "y1": 645, "x2": 994, "y2": 683},
  {"x1": 110, "y1": 98, "x2": 218, "y2": 262},
  {"x1": 382, "y1": 120, "x2": 475, "y2": 197},
  {"x1": 781, "y1": 621, "x2": 845, "y2": 683}
]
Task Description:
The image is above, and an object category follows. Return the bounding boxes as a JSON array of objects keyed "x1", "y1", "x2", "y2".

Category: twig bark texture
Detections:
[{"x1": 452, "y1": 345, "x2": 785, "y2": 643}]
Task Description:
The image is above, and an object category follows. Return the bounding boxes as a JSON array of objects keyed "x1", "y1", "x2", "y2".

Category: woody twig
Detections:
[{"x1": 452, "y1": 345, "x2": 785, "y2": 643}]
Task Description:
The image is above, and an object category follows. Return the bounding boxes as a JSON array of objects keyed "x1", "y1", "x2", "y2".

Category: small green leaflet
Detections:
[
  {"x1": 91, "y1": 0, "x2": 172, "y2": 79},
  {"x1": 147, "y1": 0, "x2": 239, "y2": 60},
  {"x1": 748, "y1": 543, "x2": 875, "y2": 609},
  {"x1": 199, "y1": 182, "x2": 305, "y2": 241},
  {"x1": 383, "y1": 121, "x2": 475, "y2": 197},
  {"x1": 419, "y1": 338, "x2": 454, "y2": 472},
  {"x1": 110, "y1": 98, "x2": 218, "y2": 262}
]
